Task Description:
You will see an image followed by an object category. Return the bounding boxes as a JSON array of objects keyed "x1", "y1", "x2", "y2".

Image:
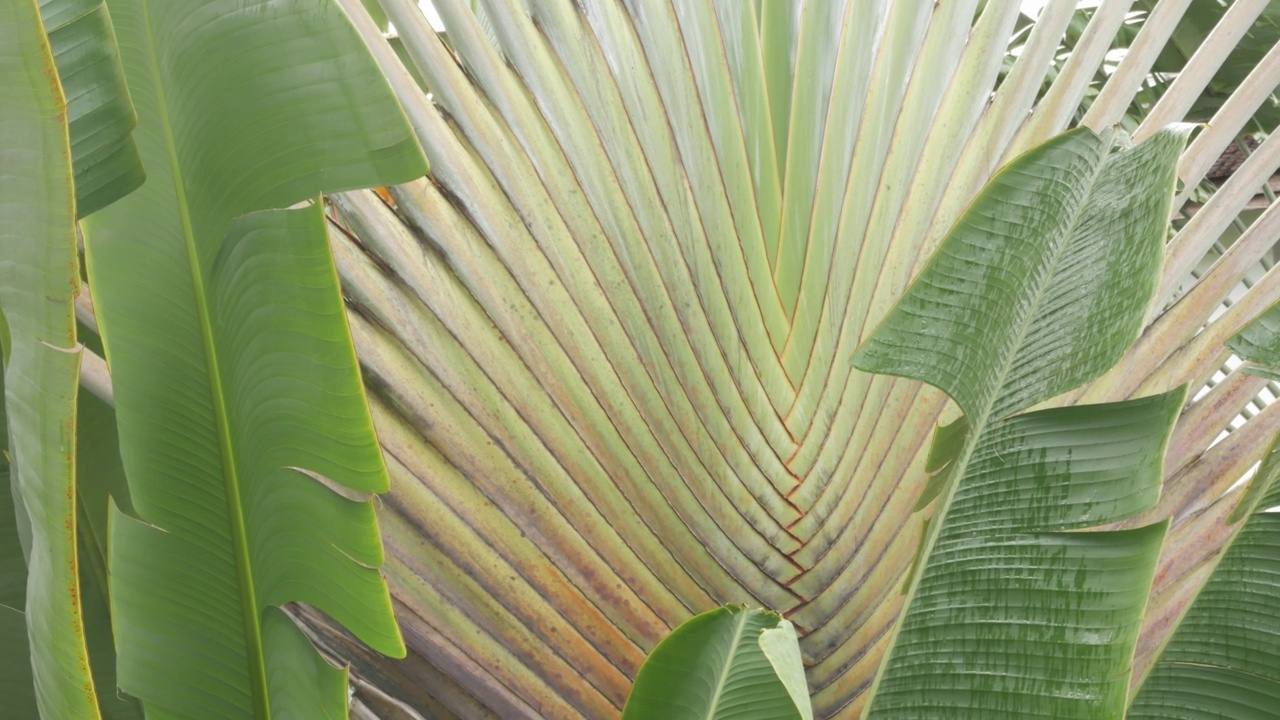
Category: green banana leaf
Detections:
[
  {"x1": 852, "y1": 126, "x2": 1188, "y2": 717},
  {"x1": 5, "y1": 1, "x2": 143, "y2": 706},
  {"x1": 0, "y1": 0, "x2": 99, "y2": 716},
  {"x1": 40, "y1": 0, "x2": 143, "y2": 216},
  {"x1": 864, "y1": 396, "x2": 1176, "y2": 718},
  {"x1": 854, "y1": 126, "x2": 1186, "y2": 424},
  {"x1": 79, "y1": 0, "x2": 426, "y2": 716},
  {"x1": 622, "y1": 605, "x2": 813, "y2": 720},
  {"x1": 1127, "y1": 301, "x2": 1280, "y2": 718}
]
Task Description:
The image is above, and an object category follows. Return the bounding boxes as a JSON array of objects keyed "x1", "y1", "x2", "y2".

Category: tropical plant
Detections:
[
  {"x1": 6, "y1": 0, "x2": 1280, "y2": 718},
  {"x1": 2, "y1": 0, "x2": 425, "y2": 718},
  {"x1": 305, "y1": 0, "x2": 1280, "y2": 717}
]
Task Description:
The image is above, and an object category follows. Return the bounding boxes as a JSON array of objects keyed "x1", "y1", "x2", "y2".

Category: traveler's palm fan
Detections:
[{"x1": 293, "y1": 0, "x2": 1280, "y2": 717}]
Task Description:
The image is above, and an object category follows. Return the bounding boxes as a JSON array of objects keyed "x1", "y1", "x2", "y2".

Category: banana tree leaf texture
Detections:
[{"x1": 80, "y1": 0, "x2": 427, "y2": 716}]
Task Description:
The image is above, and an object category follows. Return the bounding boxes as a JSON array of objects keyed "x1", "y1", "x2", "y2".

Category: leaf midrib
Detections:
[
  {"x1": 704, "y1": 609, "x2": 751, "y2": 720},
  {"x1": 139, "y1": 1, "x2": 268, "y2": 716}
]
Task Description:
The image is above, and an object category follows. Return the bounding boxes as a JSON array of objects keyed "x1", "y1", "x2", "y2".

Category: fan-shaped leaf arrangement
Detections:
[{"x1": 311, "y1": 1, "x2": 1280, "y2": 717}]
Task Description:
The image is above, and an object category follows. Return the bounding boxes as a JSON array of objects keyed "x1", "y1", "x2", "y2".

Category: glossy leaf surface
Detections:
[
  {"x1": 866, "y1": 394, "x2": 1180, "y2": 718},
  {"x1": 0, "y1": 1, "x2": 97, "y2": 716},
  {"x1": 855, "y1": 126, "x2": 1186, "y2": 422},
  {"x1": 622, "y1": 606, "x2": 811, "y2": 720},
  {"x1": 80, "y1": 0, "x2": 426, "y2": 716},
  {"x1": 854, "y1": 126, "x2": 1186, "y2": 717},
  {"x1": 40, "y1": 0, "x2": 143, "y2": 216}
]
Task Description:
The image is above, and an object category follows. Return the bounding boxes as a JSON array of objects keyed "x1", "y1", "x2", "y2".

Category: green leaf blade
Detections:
[
  {"x1": 213, "y1": 205, "x2": 391, "y2": 498},
  {"x1": 41, "y1": 0, "x2": 144, "y2": 216},
  {"x1": 1132, "y1": 664, "x2": 1280, "y2": 720},
  {"x1": 954, "y1": 392, "x2": 1182, "y2": 533},
  {"x1": 868, "y1": 391, "x2": 1183, "y2": 718},
  {"x1": 82, "y1": 0, "x2": 425, "y2": 715},
  {"x1": 108, "y1": 503, "x2": 257, "y2": 718},
  {"x1": 262, "y1": 607, "x2": 348, "y2": 720},
  {"x1": 1129, "y1": 512, "x2": 1280, "y2": 719},
  {"x1": 0, "y1": 0, "x2": 101, "y2": 716},
  {"x1": 854, "y1": 126, "x2": 1187, "y2": 421},
  {"x1": 622, "y1": 606, "x2": 806, "y2": 720},
  {"x1": 873, "y1": 524, "x2": 1168, "y2": 719},
  {"x1": 855, "y1": 124, "x2": 1189, "y2": 719}
]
